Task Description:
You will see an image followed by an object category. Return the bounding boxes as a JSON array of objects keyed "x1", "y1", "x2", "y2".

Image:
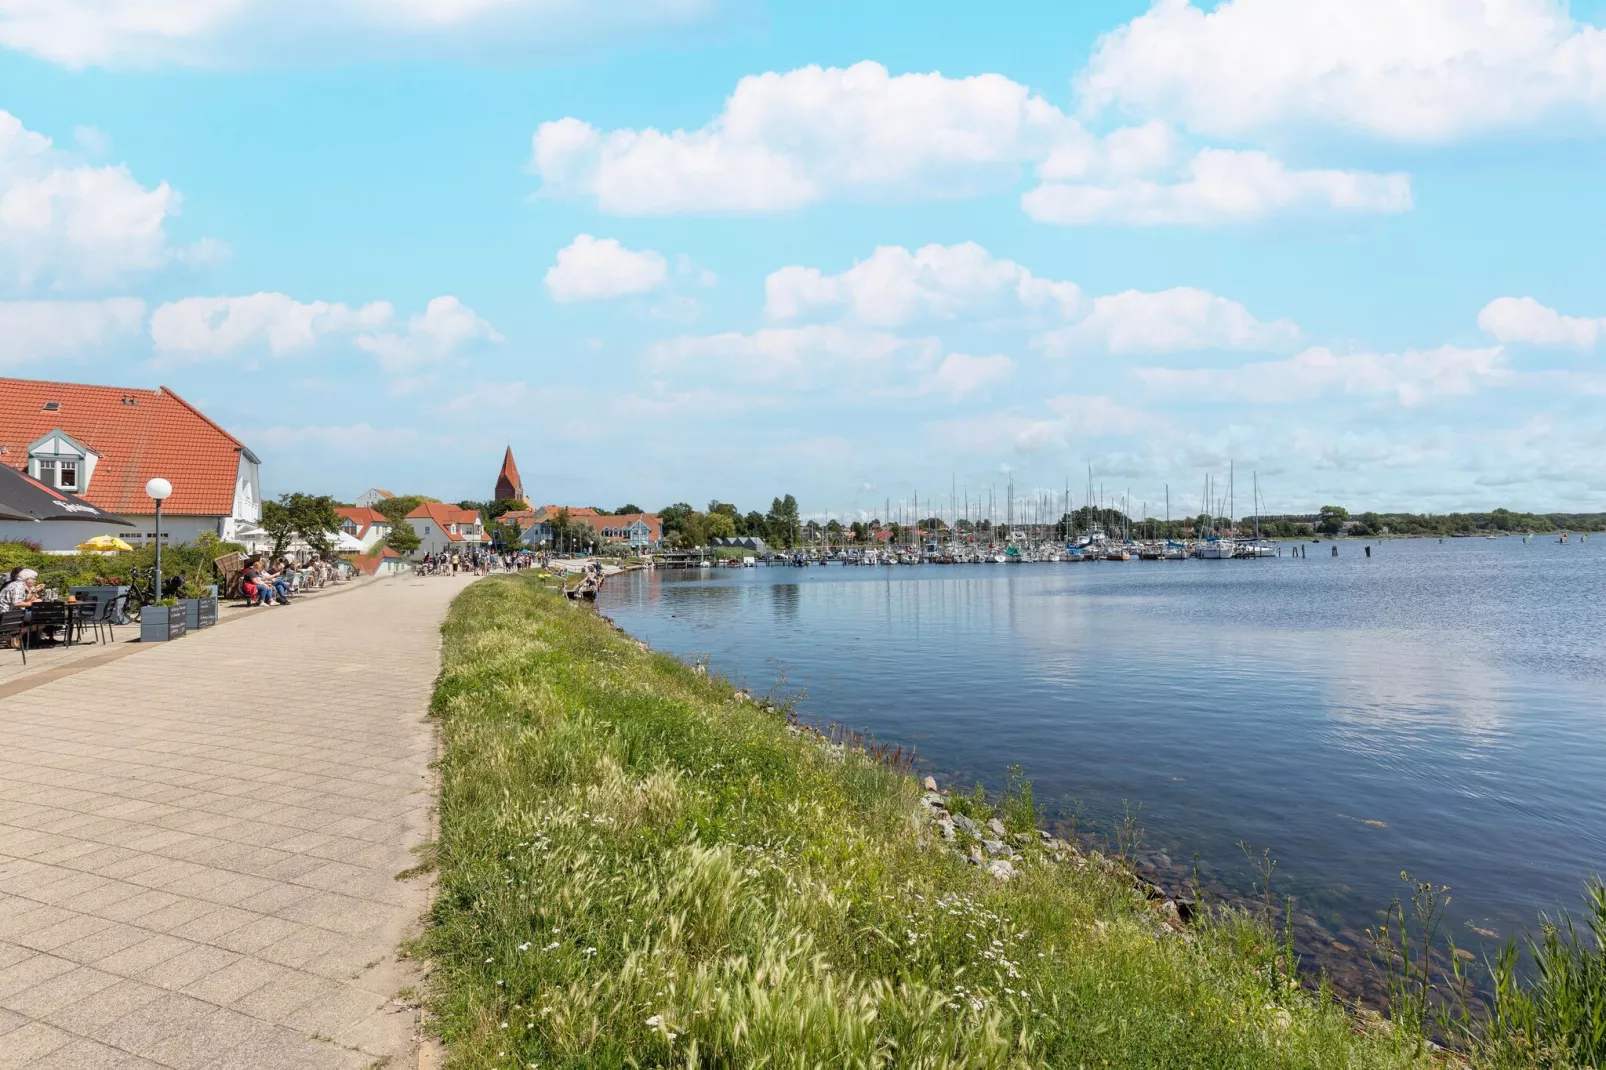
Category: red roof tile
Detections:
[
  {"x1": 0, "y1": 376, "x2": 252, "y2": 516},
  {"x1": 335, "y1": 506, "x2": 390, "y2": 538},
  {"x1": 406, "y1": 502, "x2": 481, "y2": 526}
]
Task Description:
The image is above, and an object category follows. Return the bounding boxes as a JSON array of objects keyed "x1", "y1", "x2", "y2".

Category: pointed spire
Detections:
[{"x1": 494, "y1": 446, "x2": 525, "y2": 503}]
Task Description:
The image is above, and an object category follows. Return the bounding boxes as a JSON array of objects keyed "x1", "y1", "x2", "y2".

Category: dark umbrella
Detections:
[{"x1": 0, "y1": 464, "x2": 135, "y2": 526}]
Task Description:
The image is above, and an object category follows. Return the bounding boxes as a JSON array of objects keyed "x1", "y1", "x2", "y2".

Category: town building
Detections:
[
  {"x1": 355, "y1": 488, "x2": 395, "y2": 508},
  {"x1": 406, "y1": 502, "x2": 484, "y2": 558},
  {"x1": 334, "y1": 506, "x2": 392, "y2": 551},
  {"x1": 0, "y1": 376, "x2": 263, "y2": 552},
  {"x1": 348, "y1": 545, "x2": 410, "y2": 577},
  {"x1": 508, "y1": 504, "x2": 661, "y2": 549}
]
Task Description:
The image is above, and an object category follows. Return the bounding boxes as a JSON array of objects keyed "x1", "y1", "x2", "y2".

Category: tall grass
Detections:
[
  {"x1": 1481, "y1": 878, "x2": 1606, "y2": 1068},
  {"x1": 422, "y1": 576, "x2": 1436, "y2": 1068}
]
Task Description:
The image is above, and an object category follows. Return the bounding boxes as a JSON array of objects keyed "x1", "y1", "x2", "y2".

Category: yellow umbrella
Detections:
[{"x1": 77, "y1": 535, "x2": 133, "y2": 553}]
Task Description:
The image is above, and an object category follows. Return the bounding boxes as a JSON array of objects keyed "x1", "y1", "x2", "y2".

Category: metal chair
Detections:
[
  {"x1": 0, "y1": 609, "x2": 25, "y2": 664},
  {"x1": 24, "y1": 602, "x2": 71, "y2": 653},
  {"x1": 71, "y1": 599, "x2": 102, "y2": 645}
]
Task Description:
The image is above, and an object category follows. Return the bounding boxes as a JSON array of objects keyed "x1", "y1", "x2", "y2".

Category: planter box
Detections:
[
  {"x1": 139, "y1": 605, "x2": 187, "y2": 643},
  {"x1": 181, "y1": 595, "x2": 219, "y2": 631},
  {"x1": 70, "y1": 585, "x2": 131, "y2": 625}
]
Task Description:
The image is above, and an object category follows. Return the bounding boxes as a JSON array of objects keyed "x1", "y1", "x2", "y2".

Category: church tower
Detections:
[{"x1": 494, "y1": 446, "x2": 526, "y2": 504}]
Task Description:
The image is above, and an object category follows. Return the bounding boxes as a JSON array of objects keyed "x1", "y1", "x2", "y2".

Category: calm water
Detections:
[{"x1": 598, "y1": 537, "x2": 1606, "y2": 996}]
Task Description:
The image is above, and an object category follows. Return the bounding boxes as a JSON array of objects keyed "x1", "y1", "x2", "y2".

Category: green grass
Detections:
[{"x1": 422, "y1": 575, "x2": 1438, "y2": 1069}]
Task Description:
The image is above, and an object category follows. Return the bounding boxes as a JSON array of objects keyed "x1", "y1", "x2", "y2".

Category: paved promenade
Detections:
[{"x1": 0, "y1": 574, "x2": 473, "y2": 1068}]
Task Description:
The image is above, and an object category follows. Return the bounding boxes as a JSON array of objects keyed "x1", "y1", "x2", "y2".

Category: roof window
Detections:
[{"x1": 42, "y1": 401, "x2": 60, "y2": 411}]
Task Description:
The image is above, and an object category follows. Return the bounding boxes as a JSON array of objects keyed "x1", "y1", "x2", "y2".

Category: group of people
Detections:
[{"x1": 241, "y1": 556, "x2": 297, "y2": 607}]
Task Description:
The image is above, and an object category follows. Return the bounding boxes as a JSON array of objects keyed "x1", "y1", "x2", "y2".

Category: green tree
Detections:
[
  {"x1": 1317, "y1": 505, "x2": 1350, "y2": 535},
  {"x1": 706, "y1": 511, "x2": 737, "y2": 540},
  {"x1": 613, "y1": 504, "x2": 643, "y2": 516},
  {"x1": 658, "y1": 503, "x2": 696, "y2": 540},
  {"x1": 260, "y1": 493, "x2": 341, "y2": 559},
  {"x1": 386, "y1": 523, "x2": 422, "y2": 556},
  {"x1": 766, "y1": 494, "x2": 800, "y2": 548},
  {"x1": 371, "y1": 495, "x2": 434, "y2": 527},
  {"x1": 850, "y1": 521, "x2": 868, "y2": 542}
]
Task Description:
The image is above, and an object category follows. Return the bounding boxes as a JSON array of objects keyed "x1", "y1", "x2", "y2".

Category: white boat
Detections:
[{"x1": 1195, "y1": 540, "x2": 1236, "y2": 559}]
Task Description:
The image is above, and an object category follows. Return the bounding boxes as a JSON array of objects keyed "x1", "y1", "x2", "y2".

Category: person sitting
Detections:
[
  {"x1": 241, "y1": 558, "x2": 284, "y2": 606},
  {"x1": 0, "y1": 566, "x2": 36, "y2": 612}
]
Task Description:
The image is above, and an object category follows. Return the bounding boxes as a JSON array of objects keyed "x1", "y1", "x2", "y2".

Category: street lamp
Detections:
[{"x1": 146, "y1": 478, "x2": 173, "y2": 600}]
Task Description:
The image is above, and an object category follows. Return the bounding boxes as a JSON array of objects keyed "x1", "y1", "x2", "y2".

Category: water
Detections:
[{"x1": 598, "y1": 537, "x2": 1606, "y2": 999}]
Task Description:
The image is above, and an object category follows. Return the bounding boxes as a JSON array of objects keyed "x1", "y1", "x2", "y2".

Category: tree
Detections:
[
  {"x1": 612, "y1": 504, "x2": 643, "y2": 516},
  {"x1": 741, "y1": 511, "x2": 766, "y2": 538},
  {"x1": 386, "y1": 523, "x2": 421, "y2": 556},
  {"x1": 766, "y1": 494, "x2": 800, "y2": 548},
  {"x1": 850, "y1": 521, "x2": 868, "y2": 542},
  {"x1": 1317, "y1": 505, "x2": 1350, "y2": 535},
  {"x1": 260, "y1": 492, "x2": 341, "y2": 558},
  {"x1": 658, "y1": 502, "x2": 696, "y2": 540},
  {"x1": 706, "y1": 511, "x2": 736, "y2": 540},
  {"x1": 371, "y1": 495, "x2": 433, "y2": 527}
]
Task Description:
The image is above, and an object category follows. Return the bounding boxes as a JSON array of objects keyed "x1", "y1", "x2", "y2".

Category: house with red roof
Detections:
[
  {"x1": 507, "y1": 504, "x2": 661, "y2": 549},
  {"x1": 0, "y1": 376, "x2": 263, "y2": 553},
  {"x1": 334, "y1": 506, "x2": 392, "y2": 552},
  {"x1": 354, "y1": 488, "x2": 395, "y2": 508},
  {"x1": 405, "y1": 501, "x2": 485, "y2": 559},
  {"x1": 348, "y1": 545, "x2": 409, "y2": 577}
]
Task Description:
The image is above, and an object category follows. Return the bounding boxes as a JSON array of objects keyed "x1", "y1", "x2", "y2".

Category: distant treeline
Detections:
[{"x1": 1260, "y1": 506, "x2": 1606, "y2": 538}]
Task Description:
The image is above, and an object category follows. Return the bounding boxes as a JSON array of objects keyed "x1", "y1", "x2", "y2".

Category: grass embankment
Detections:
[{"x1": 422, "y1": 575, "x2": 1432, "y2": 1068}]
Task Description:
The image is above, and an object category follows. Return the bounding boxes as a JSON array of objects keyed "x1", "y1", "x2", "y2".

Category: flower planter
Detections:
[
  {"x1": 139, "y1": 605, "x2": 187, "y2": 643},
  {"x1": 181, "y1": 595, "x2": 219, "y2": 631}
]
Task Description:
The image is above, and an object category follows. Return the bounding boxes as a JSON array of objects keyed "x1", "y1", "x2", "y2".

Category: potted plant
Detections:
[
  {"x1": 178, "y1": 581, "x2": 219, "y2": 630},
  {"x1": 139, "y1": 597, "x2": 188, "y2": 643}
]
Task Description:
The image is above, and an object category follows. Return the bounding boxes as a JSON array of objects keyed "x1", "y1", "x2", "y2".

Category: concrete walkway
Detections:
[{"x1": 0, "y1": 573, "x2": 474, "y2": 1068}]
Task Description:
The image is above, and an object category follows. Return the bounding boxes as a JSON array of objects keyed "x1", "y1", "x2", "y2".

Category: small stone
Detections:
[
  {"x1": 967, "y1": 847, "x2": 983, "y2": 865},
  {"x1": 986, "y1": 818, "x2": 1007, "y2": 837},
  {"x1": 921, "y1": 792, "x2": 945, "y2": 808},
  {"x1": 952, "y1": 814, "x2": 979, "y2": 836},
  {"x1": 982, "y1": 839, "x2": 1009, "y2": 857},
  {"x1": 939, "y1": 820, "x2": 955, "y2": 841},
  {"x1": 986, "y1": 859, "x2": 1016, "y2": 881},
  {"x1": 1011, "y1": 832, "x2": 1034, "y2": 846},
  {"x1": 923, "y1": 776, "x2": 938, "y2": 792}
]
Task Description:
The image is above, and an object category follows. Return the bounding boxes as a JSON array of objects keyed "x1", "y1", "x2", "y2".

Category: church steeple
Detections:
[{"x1": 494, "y1": 446, "x2": 525, "y2": 504}]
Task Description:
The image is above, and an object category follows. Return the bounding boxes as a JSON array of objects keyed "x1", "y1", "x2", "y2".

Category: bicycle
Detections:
[{"x1": 123, "y1": 566, "x2": 185, "y2": 621}]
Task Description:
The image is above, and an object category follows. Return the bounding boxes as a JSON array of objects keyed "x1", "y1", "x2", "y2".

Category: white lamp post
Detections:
[{"x1": 146, "y1": 478, "x2": 173, "y2": 600}]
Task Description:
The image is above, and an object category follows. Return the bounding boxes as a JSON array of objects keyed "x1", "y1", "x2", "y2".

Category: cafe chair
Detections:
[
  {"x1": 0, "y1": 609, "x2": 24, "y2": 664},
  {"x1": 24, "y1": 602, "x2": 71, "y2": 653},
  {"x1": 71, "y1": 599, "x2": 101, "y2": 645}
]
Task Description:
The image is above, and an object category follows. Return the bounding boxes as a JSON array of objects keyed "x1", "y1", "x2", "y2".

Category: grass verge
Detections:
[{"x1": 421, "y1": 575, "x2": 1437, "y2": 1068}]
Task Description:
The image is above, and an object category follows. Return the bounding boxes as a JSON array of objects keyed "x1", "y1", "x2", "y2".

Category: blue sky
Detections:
[{"x1": 2, "y1": 0, "x2": 1604, "y2": 520}]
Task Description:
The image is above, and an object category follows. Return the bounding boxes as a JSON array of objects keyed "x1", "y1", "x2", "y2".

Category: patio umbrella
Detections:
[
  {"x1": 77, "y1": 535, "x2": 135, "y2": 552},
  {"x1": 0, "y1": 463, "x2": 135, "y2": 526}
]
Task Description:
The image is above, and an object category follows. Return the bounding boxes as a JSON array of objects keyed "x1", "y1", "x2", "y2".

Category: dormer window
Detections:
[{"x1": 58, "y1": 460, "x2": 77, "y2": 489}]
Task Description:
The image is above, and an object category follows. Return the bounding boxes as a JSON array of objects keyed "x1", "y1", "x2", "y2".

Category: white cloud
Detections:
[
  {"x1": 766, "y1": 242, "x2": 1081, "y2": 326},
  {"x1": 0, "y1": 0, "x2": 728, "y2": 69},
  {"x1": 1136, "y1": 344, "x2": 1507, "y2": 405},
  {"x1": 647, "y1": 324, "x2": 930, "y2": 388},
  {"x1": 0, "y1": 110, "x2": 207, "y2": 287},
  {"x1": 921, "y1": 352, "x2": 1016, "y2": 400},
  {"x1": 1035, "y1": 286, "x2": 1301, "y2": 355},
  {"x1": 935, "y1": 394, "x2": 1151, "y2": 454},
  {"x1": 150, "y1": 293, "x2": 392, "y2": 359},
  {"x1": 1023, "y1": 148, "x2": 1411, "y2": 225},
  {"x1": 356, "y1": 295, "x2": 503, "y2": 370},
  {"x1": 1478, "y1": 296, "x2": 1604, "y2": 348},
  {"x1": 1080, "y1": 0, "x2": 1606, "y2": 142},
  {"x1": 544, "y1": 233, "x2": 668, "y2": 302},
  {"x1": 0, "y1": 297, "x2": 145, "y2": 366},
  {"x1": 532, "y1": 61, "x2": 1408, "y2": 225},
  {"x1": 150, "y1": 291, "x2": 499, "y2": 369}
]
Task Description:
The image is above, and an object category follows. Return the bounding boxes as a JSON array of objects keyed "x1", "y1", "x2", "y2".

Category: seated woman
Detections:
[
  {"x1": 0, "y1": 566, "x2": 36, "y2": 612},
  {"x1": 240, "y1": 558, "x2": 284, "y2": 606}
]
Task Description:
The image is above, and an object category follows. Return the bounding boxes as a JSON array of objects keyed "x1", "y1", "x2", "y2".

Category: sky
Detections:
[{"x1": 1, "y1": 0, "x2": 1604, "y2": 521}]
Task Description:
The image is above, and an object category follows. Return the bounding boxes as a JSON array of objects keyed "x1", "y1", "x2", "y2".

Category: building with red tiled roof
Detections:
[
  {"x1": 355, "y1": 488, "x2": 395, "y2": 508},
  {"x1": 347, "y1": 545, "x2": 410, "y2": 577},
  {"x1": 334, "y1": 506, "x2": 392, "y2": 551},
  {"x1": 508, "y1": 506, "x2": 661, "y2": 549},
  {"x1": 0, "y1": 376, "x2": 263, "y2": 552},
  {"x1": 405, "y1": 502, "x2": 485, "y2": 559}
]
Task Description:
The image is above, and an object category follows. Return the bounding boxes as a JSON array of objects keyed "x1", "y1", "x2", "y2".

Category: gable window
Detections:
[
  {"x1": 58, "y1": 461, "x2": 77, "y2": 489},
  {"x1": 35, "y1": 459, "x2": 55, "y2": 485}
]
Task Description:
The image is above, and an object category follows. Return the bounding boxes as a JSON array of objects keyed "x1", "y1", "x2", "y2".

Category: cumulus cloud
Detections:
[
  {"x1": 0, "y1": 297, "x2": 145, "y2": 366},
  {"x1": 0, "y1": 0, "x2": 729, "y2": 69},
  {"x1": 1079, "y1": 0, "x2": 1606, "y2": 141},
  {"x1": 544, "y1": 233, "x2": 668, "y2": 302},
  {"x1": 921, "y1": 352, "x2": 1016, "y2": 400},
  {"x1": 150, "y1": 293, "x2": 392, "y2": 358},
  {"x1": 1034, "y1": 286, "x2": 1301, "y2": 355},
  {"x1": 150, "y1": 292, "x2": 500, "y2": 369},
  {"x1": 1023, "y1": 148, "x2": 1411, "y2": 225},
  {"x1": 532, "y1": 61, "x2": 1409, "y2": 225},
  {"x1": 1136, "y1": 344, "x2": 1507, "y2": 405},
  {"x1": 0, "y1": 109, "x2": 209, "y2": 287},
  {"x1": 647, "y1": 324, "x2": 931, "y2": 388},
  {"x1": 936, "y1": 394, "x2": 1152, "y2": 454},
  {"x1": 1478, "y1": 296, "x2": 1604, "y2": 348},
  {"x1": 766, "y1": 242, "x2": 1081, "y2": 326},
  {"x1": 355, "y1": 295, "x2": 503, "y2": 370}
]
